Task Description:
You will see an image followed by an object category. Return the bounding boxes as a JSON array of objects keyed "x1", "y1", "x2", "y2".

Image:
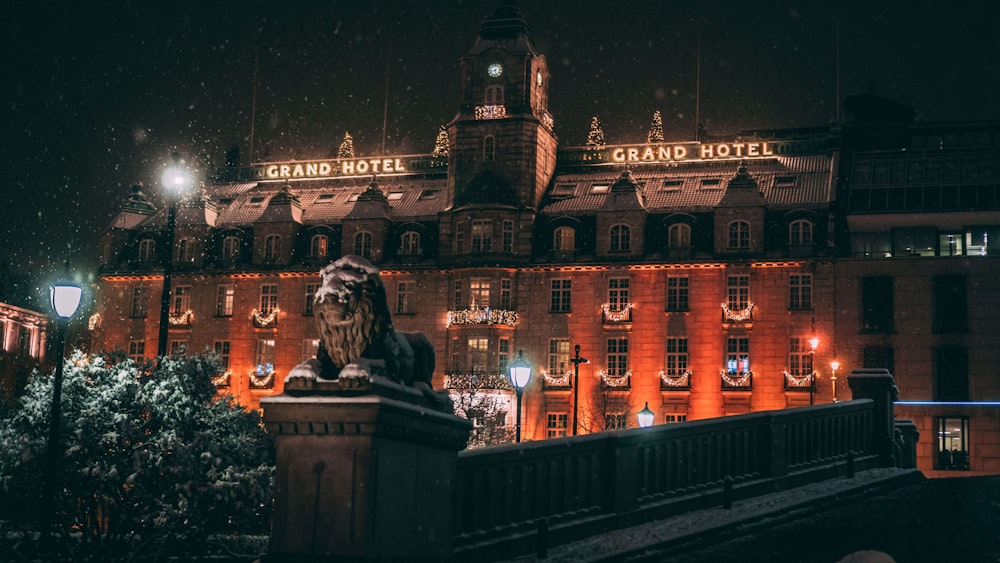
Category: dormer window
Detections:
[
  {"x1": 554, "y1": 226, "x2": 575, "y2": 251},
  {"x1": 176, "y1": 237, "x2": 195, "y2": 263},
  {"x1": 310, "y1": 234, "x2": 329, "y2": 258},
  {"x1": 138, "y1": 238, "x2": 156, "y2": 262},
  {"x1": 610, "y1": 224, "x2": 631, "y2": 252},
  {"x1": 668, "y1": 224, "x2": 691, "y2": 249},
  {"x1": 400, "y1": 231, "x2": 421, "y2": 255},
  {"x1": 354, "y1": 231, "x2": 372, "y2": 258},
  {"x1": 222, "y1": 236, "x2": 240, "y2": 260},
  {"x1": 728, "y1": 221, "x2": 751, "y2": 249},
  {"x1": 789, "y1": 219, "x2": 814, "y2": 245},
  {"x1": 264, "y1": 234, "x2": 282, "y2": 261}
]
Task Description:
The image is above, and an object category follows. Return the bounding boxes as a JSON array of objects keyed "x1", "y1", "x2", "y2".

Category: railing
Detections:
[
  {"x1": 453, "y1": 400, "x2": 877, "y2": 559},
  {"x1": 475, "y1": 105, "x2": 507, "y2": 120},
  {"x1": 447, "y1": 307, "x2": 518, "y2": 327},
  {"x1": 784, "y1": 370, "x2": 815, "y2": 391},
  {"x1": 601, "y1": 303, "x2": 633, "y2": 324},
  {"x1": 252, "y1": 307, "x2": 279, "y2": 328},
  {"x1": 167, "y1": 309, "x2": 193, "y2": 327},
  {"x1": 542, "y1": 371, "x2": 572, "y2": 389},
  {"x1": 445, "y1": 371, "x2": 513, "y2": 391},
  {"x1": 721, "y1": 370, "x2": 753, "y2": 390},
  {"x1": 660, "y1": 369, "x2": 691, "y2": 390}
]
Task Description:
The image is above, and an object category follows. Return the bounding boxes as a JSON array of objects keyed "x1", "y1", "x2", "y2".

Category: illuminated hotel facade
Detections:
[{"x1": 91, "y1": 5, "x2": 1000, "y2": 474}]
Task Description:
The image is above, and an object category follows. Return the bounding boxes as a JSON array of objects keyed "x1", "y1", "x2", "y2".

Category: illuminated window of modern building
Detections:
[
  {"x1": 727, "y1": 275, "x2": 750, "y2": 310},
  {"x1": 221, "y1": 236, "x2": 240, "y2": 260},
  {"x1": 138, "y1": 238, "x2": 156, "y2": 262},
  {"x1": 498, "y1": 338, "x2": 510, "y2": 371},
  {"x1": 666, "y1": 276, "x2": 689, "y2": 312},
  {"x1": 171, "y1": 285, "x2": 191, "y2": 315},
  {"x1": 213, "y1": 340, "x2": 230, "y2": 369},
  {"x1": 130, "y1": 285, "x2": 148, "y2": 318},
  {"x1": 260, "y1": 284, "x2": 279, "y2": 315},
  {"x1": 606, "y1": 337, "x2": 629, "y2": 377},
  {"x1": 861, "y1": 276, "x2": 894, "y2": 333},
  {"x1": 610, "y1": 224, "x2": 631, "y2": 252},
  {"x1": 471, "y1": 220, "x2": 492, "y2": 252},
  {"x1": 936, "y1": 417, "x2": 969, "y2": 471},
  {"x1": 348, "y1": 232, "x2": 370, "y2": 258},
  {"x1": 788, "y1": 337, "x2": 813, "y2": 376},
  {"x1": 666, "y1": 338, "x2": 688, "y2": 375},
  {"x1": 789, "y1": 219, "x2": 814, "y2": 245},
  {"x1": 264, "y1": 234, "x2": 282, "y2": 261},
  {"x1": 128, "y1": 340, "x2": 145, "y2": 363},
  {"x1": 547, "y1": 413, "x2": 568, "y2": 438},
  {"x1": 789, "y1": 274, "x2": 813, "y2": 310},
  {"x1": 400, "y1": 231, "x2": 421, "y2": 255},
  {"x1": 608, "y1": 277, "x2": 630, "y2": 311},
  {"x1": 728, "y1": 220, "x2": 751, "y2": 249},
  {"x1": 484, "y1": 135, "x2": 496, "y2": 162},
  {"x1": 304, "y1": 283, "x2": 319, "y2": 316},
  {"x1": 216, "y1": 284, "x2": 234, "y2": 317},
  {"x1": 302, "y1": 338, "x2": 320, "y2": 362},
  {"x1": 553, "y1": 226, "x2": 575, "y2": 251},
  {"x1": 933, "y1": 275, "x2": 967, "y2": 333},
  {"x1": 938, "y1": 232, "x2": 964, "y2": 256},
  {"x1": 502, "y1": 220, "x2": 513, "y2": 253},
  {"x1": 310, "y1": 234, "x2": 329, "y2": 258},
  {"x1": 500, "y1": 278, "x2": 512, "y2": 309},
  {"x1": 170, "y1": 340, "x2": 187, "y2": 356},
  {"x1": 605, "y1": 413, "x2": 628, "y2": 430},
  {"x1": 550, "y1": 279, "x2": 571, "y2": 313},
  {"x1": 470, "y1": 278, "x2": 490, "y2": 308},
  {"x1": 255, "y1": 338, "x2": 276, "y2": 368},
  {"x1": 396, "y1": 281, "x2": 414, "y2": 315},
  {"x1": 668, "y1": 223, "x2": 691, "y2": 248},
  {"x1": 548, "y1": 339, "x2": 570, "y2": 374},
  {"x1": 467, "y1": 337, "x2": 489, "y2": 373},
  {"x1": 726, "y1": 336, "x2": 751, "y2": 374}
]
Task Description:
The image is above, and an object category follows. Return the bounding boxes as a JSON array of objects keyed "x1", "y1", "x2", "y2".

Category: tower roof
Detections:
[{"x1": 467, "y1": 0, "x2": 537, "y2": 56}]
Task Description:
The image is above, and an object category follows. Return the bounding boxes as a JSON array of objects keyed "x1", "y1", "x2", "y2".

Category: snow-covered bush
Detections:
[{"x1": 0, "y1": 351, "x2": 274, "y2": 559}]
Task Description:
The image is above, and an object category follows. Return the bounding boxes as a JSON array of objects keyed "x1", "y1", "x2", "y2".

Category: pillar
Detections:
[{"x1": 847, "y1": 368, "x2": 899, "y2": 467}]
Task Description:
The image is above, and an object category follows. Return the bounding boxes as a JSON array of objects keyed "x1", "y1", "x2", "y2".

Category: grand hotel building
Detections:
[{"x1": 91, "y1": 4, "x2": 1000, "y2": 474}]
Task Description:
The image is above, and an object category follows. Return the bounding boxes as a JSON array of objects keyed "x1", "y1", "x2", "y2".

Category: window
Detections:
[
  {"x1": 260, "y1": 284, "x2": 279, "y2": 315},
  {"x1": 861, "y1": 276, "x2": 894, "y2": 333},
  {"x1": 304, "y1": 283, "x2": 319, "y2": 316},
  {"x1": 726, "y1": 336, "x2": 750, "y2": 374},
  {"x1": 128, "y1": 340, "x2": 145, "y2": 363},
  {"x1": 455, "y1": 223, "x2": 465, "y2": 254},
  {"x1": 310, "y1": 234, "x2": 329, "y2": 258},
  {"x1": 610, "y1": 224, "x2": 631, "y2": 252},
  {"x1": 400, "y1": 231, "x2": 421, "y2": 255},
  {"x1": 255, "y1": 338, "x2": 276, "y2": 369},
  {"x1": 216, "y1": 284, "x2": 234, "y2": 317},
  {"x1": 222, "y1": 236, "x2": 240, "y2": 260},
  {"x1": 789, "y1": 220, "x2": 814, "y2": 245},
  {"x1": 668, "y1": 223, "x2": 691, "y2": 248},
  {"x1": 547, "y1": 413, "x2": 568, "y2": 438},
  {"x1": 936, "y1": 417, "x2": 969, "y2": 471},
  {"x1": 665, "y1": 414, "x2": 688, "y2": 424},
  {"x1": 175, "y1": 237, "x2": 195, "y2": 262},
  {"x1": 354, "y1": 231, "x2": 372, "y2": 258},
  {"x1": 453, "y1": 279, "x2": 464, "y2": 309},
  {"x1": 130, "y1": 286, "x2": 148, "y2": 318},
  {"x1": 484, "y1": 135, "x2": 496, "y2": 162},
  {"x1": 605, "y1": 413, "x2": 628, "y2": 430},
  {"x1": 467, "y1": 337, "x2": 489, "y2": 373},
  {"x1": 934, "y1": 275, "x2": 967, "y2": 333},
  {"x1": 484, "y1": 85, "x2": 504, "y2": 104},
  {"x1": 498, "y1": 338, "x2": 510, "y2": 372},
  {"x1": 537, "y1": 341, "x2": 569, "y2": 385},
  {"x1": 302, "y1": 338, "x2": 320, "y2": 361},
  {"x1": 728, "y1": 221, "x2": 751, "y2": 249},
  {"x1": 935, "y1": 346, "x2": 968, "y2": 401},
  {"x1": 550, "y1": 279, "x2": 571, "y2": 312},
  {"x1": 591, "y1": 184, "x2": 610, "y2": 194},
  {"x1": 469, "y1": 278, "x2": 490, "y2": 308},
  {"x1": 666, "y1": 338, "x2": 688, "y2": 375},
  {"x1": 169, "y1": 340, "x2": 187, "y2": 356},
  {"x1": 214, "y1": 341, "x2": 231, "y2": 369},
  {"x1": 727, "y1": 275, "x2": 750, "y2": 310},
  {"x1": 502, "y1": 220, "x2": 514, "y2": 253},
  {"x1": 170, "y1": 285, "x2": 191, "y2": 315},
  {"x1": 608, "y1": 278, "x2": 630, "y2": 311},
  {"x1": 138, "y1": 239, "x2": 156, "y2": 261},
  {"x1": 606, "y1": 337, "x2": 629, "y2": 377},
  {"x1": 471, "y1": 220, "x2": 492, "y2": 252},
  {"x1": 788, "y1": 338, "x2": 814, "y2": 376},
  {"x1": 789, "y1": 274, "x2": 813, "y2": 309},
  {"x1": 554, "y1": 226, "x2": 575, "y2": 252},
  {"x1": 396, "y1": 281, "x2": 414, "y2": 315},
  {"x1": 500, "y1": 279, "x2": 512, "y2": 309},
  {"x1": 264, "y1": 234, "x2": 282, "y2": 261},
  {"x1": 17, "y1": 326, "x2": 33, "y2": 357},
  {"x1": 938, "y1": 232, "x2": 964, "y2": 256},
  {"x1": 666, "y1": 276, "x2": 689, "y2": 312}
]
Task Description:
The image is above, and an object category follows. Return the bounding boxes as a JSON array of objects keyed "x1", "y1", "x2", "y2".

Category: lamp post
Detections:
[
  {"x1": 508, "y1": 350, "x2": 532, "y2": 443},
  {"x1": 570, "y1": 344, "x2": 588, "y2": 436},
  {"x1": 157, "y1": 153, "x2": 192, "y2": 357},
  {"x1": 42, "y1": 263, "x2": 83, "y2": 531},
  {"x1": 830, "y1": 360, "x2": 841, "y2": 402},
  {"x1": 637, "y1": 402, "x2": 655, "y2": 428},
  {"x1": 808, "y1": 329, "x2": 819, "y2": 406}
]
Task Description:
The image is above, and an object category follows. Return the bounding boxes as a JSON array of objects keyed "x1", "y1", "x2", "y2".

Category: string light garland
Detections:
[
  {"x1": 446, "y1": 307, "x2": 517, "y2": 327},
  {"x1": 599, "y1": 369, "x2": 632, "y2": 388},
  {"x1": 542, "y1": 370, "x2": 572, "y2": 387},
  {"x1": 212, "y1": 370, "x2": 232, "y2": 387},
  {"x1": 659, "y1": 369, "x2": 692, "y2": 387},
  {"x1": 252, "y1": 307, "x2": 280, "y2": 326},
  {"x1": 602, "y1": 303, "x2": 634, "y2": 322},
  {"x1": 783, "y1": 370, "x2": 815, "y2": 387},
  {"x1": 721, "y1": 301, "x2": 755, "y2": 322},
  {"x1": 720, "y1": 369, "x2": 753, "y2": 388},
  {"x1": 444, "y1": 372, "x2": 514, "y2": 390},
  {"x1": 249, "y1": 363, "x2": 274, "y2": 388},
  {"x1": 475, "y1": 105, "x2": 506, "y2": 120},
  {"x1": 88, "y1": 313, "x2": 102, "y2": 331},
  {"x1": 168, "y1": 310, "x2": 193, "y2": 325}
]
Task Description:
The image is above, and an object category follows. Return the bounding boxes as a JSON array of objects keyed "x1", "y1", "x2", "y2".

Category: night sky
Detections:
[{"x1": 3, "y1": 0, "x2": 998, "y2": 307}]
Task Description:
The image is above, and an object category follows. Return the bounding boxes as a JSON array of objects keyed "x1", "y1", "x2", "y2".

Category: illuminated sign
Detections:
[
  {"x1": 246, "y1": 155, "x2": 448, "y2": 181},
  {"x1": 559, "y1": 139, "x2": 828, "y2": 166}
]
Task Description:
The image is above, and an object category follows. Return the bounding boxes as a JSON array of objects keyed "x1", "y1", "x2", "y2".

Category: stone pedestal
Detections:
[
  {"x1": 847, "y1": 368, "x2": 899, "y2": 467},
  {"x1": 262, "y1": 376, "x2": 471, "y2": 560}
]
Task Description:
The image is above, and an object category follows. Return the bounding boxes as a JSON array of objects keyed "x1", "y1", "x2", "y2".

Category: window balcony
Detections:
[
  {"x1": 212, "y1": 369, "x2": 232, "y2": 387},
  {"x1": 542, "y1": 370, "x2": 572, "y2": 390},
  {"x1": 600, "y1": 370, "x2": 631, "y2": 389},
  {"x1": 659, "y1": 369, "x2": 692, "y2": 391},
  {"x1": 721, "y1": 302, "x2": 754, "y2": 325},
  {"x1": 475, "y1": 105, "x2": 507, "y2": 120},
  {"x1": 721, "y1": 369, "x2": 753, "y2": 391},
  {"x1": 168, "y1": 310, "x2": 193, "y2": 327},
  {"x1": 249, "y1": 364, "x2": 275, "y2": 389},
  {"x1": 602, "y1": 303, "x2": 633, "y2": 324},
  {"x1": 252, "y1": 308, "x2": 280, "y2": 329},
  {"x1": 783, "y1": 370, "x2": 815, "y2": 391},
  {"x1": 446, "y1": 306, "x2": 517, "y2": 327},
  {"x1": 444, "y1": 371, "x2": 513, "y2": 391}
]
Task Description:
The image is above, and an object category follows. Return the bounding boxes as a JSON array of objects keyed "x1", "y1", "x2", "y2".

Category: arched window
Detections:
[
  {"x1": 310, "y1": 234, "x2": 329, "y2": 258},
  {"x1": 354, "y1": 231, "x2": 372, "y2": 258},
  {"x1": 138, "y1": 239, "x2": 156, "y2": 261},
  {"x1": 610, "y1": 224, "x2": 631, "y2": 252},
  {"x1": 728, "y1": 221, "x2": 751, "y2": 249},
  {"x1": 668, "y1": 223, "x2": 691, "y2": 248},
  {"x1": 176, "y1": 237, "x2": 195, "y2": 262},
  {"x1": 222, "y1": 236, "x2": 240, "y2": 260},
  {"x1": 789, "y1": 219, "x2": 814, "y2": 245},
  {"x1": 484, "y1": 135, "x2": 496, "y2": 162},
  {"x1": 264, "y1": 234, "x2": 282, "y2": 261},
  {"x1": 485, "y1": 85, "x2": 504, "y2": 105},
  {"x1": 553, "y1": 226, "x2": 575, "y2": 251},
  {"x1": 400, "y1": 231, "x2": 421, "y2": 255}
]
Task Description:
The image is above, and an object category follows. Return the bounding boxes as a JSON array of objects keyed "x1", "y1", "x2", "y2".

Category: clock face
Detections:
[
  {"x1": 536, "y1": 70, "x2": 543, "y2": 86},
  {"x1": 487, "y1": 62, "x2": 503, "y2": 78}
]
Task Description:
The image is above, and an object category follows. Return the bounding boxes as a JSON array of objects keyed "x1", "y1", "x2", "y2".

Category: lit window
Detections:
[
  {"x1": 216, "y1": 284, "x2": 234, "y2": 317},
  {"x1": 936, "y1": 417, "x2": 969, "y2": 471},
  {"x1": 554, "y1": 226, "x2": 575, "y2": 252},
  {"x1": 470, "y1": 278, "x2": 490, "y2": 308},
  {"x1": 726, "y1": 336, "x2": 751, "y2": 374},
  {"x1": 728, "y1": 221, "x2": 751, "y2": 249},
  {"x1": 255, "y1": 338, "x2": 276, "y2": 368},
  {"x1": 610, "y1": 224, "x2": 631, "y2": 252},
  {"x1": 788, "y1": 338, "x2": 813, "y2": 377},
  {"x1": 310, "y1": 234, "x2": 329, "y2": 258},
  {"x1": 548, "y1": 339, "x2": 570, "y2": 375},
  {"x1": 302, "y1": 338, "x2": 320, "y2": 361},
  {"x1": 467, "y1": 337, "x2": 490, "y2": 373}
]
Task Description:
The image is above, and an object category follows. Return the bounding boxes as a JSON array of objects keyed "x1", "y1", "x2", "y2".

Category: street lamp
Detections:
[
  {"x1": 830, "y1": 359, "x2": 841, "y2": 402},
  {"x1": 42, "y1": 262, "x2": 82, "y2": 531},
  {"x1": 808, "y1": 329, "x2": 819, "y2": 406},
  {"x1": 157, "y1": 153, "x2": 192, "y2": 357},
  {"x1": 637, "y1": 402, "x2": 655, "y2": 428},
  {"x1": 570, "y1": 344, "x2": 589, "y2": 436},
  {"x1": 508, "y1": 350, "x2": 532, "y2": 443}
]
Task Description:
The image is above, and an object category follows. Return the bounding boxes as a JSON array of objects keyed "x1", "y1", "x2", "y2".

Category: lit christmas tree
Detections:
[
  {"x1": 338, "y1": 131, "x2": 355, "y2": 159},
  {"x1": 433, "y1": 125, "x2": 450, "y2": 157},
  {"x1": 586, "y1": 116, "x2": 605, "y2": 148},
  {"x1": 647, "y1": 110, "x2": 664, "y2": 143}
]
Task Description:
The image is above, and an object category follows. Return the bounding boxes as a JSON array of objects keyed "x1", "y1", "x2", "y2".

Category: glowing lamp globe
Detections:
[
  {"x1": 637, "y1": 402, "x2": 655, "y2": 428},
  {"x1": 831, "y1": 360, "x2": 841, "y2": 372},
  {"x1": 50, "y1": 279, "x2": 82, "y2": 319},
  {"x1": 161, "y1": 162, "x2": 193, "y2": 195},
  {"x1": 508, "y1": 350, "x2": 532, "y2": 390}
]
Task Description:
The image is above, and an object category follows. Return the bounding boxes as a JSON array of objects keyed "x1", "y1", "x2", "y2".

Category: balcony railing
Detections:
[
  {"x1": 721, "y1": 369, "x2": 753, "y2": 390},
  {"x1": 721, "y1": 301, "x2": 754, "y2": 323},
  {"x1": 446, "y1": 306, "x2": 517, "y2": 327},
  {"x1": 601, "y1": 303, "x2": 633, "y2": 324},
  {"x1": 783, "y1": 370, "x2": 816, "y2": 391},
  {"x1": 252, "y1": 307, "x2": 280, "y2": 328},
  {"x1": 660, "y1": 369, "x2": 692, "y2": 390},
  {"x1": 475, "y1": 105, "x2": 507, "y2": 120},
  {"x1": 212, "y1": 369, "x2": 231, "y2": 387},
  {"x1": 249, "y1": 364, "x2": 275, "y2": 389},
  {"x1": 444, "y1": 371, "x2": 513, "y2": 391},
  {"x1": 600, "y1": 370, "x2": 631, "y2": 389},
  {"x1": 542, "y1": 371, "x2": 572, "y2": 389},
  {"x1": 168, "y1": 309, "x2": 193, "y2": 327}
]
